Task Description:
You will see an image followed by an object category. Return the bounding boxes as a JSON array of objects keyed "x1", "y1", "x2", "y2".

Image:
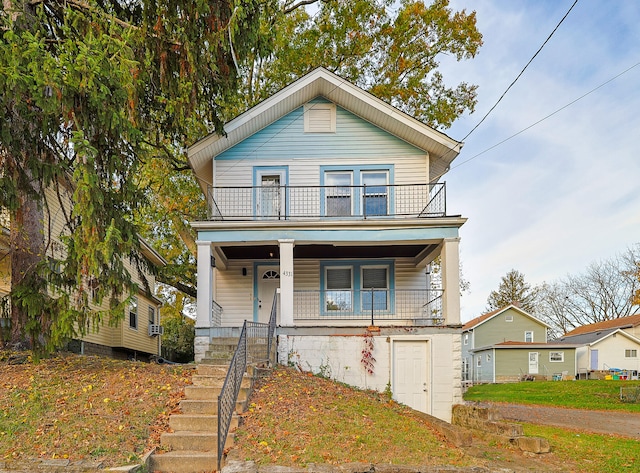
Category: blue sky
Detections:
[{"x1": 439, "y1": 0, "x2": 640, "y2": 321}]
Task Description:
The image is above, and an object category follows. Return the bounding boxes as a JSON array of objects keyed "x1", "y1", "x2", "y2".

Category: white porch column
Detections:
[
  {"x1": 196, "y1": 241, "x2": 214, "y2": 328},
  {"x1": 278, "y1": 239, "x2": 295, "y2": 326},
  {"x1": 441, "y1": 237, "x2": 461, "y2": 326},
  {"x1": 195, "y1": 241, "x2": 213, "y2": 362}
]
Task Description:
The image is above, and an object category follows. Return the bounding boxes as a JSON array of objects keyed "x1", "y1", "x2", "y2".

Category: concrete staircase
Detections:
[{"x1": 149, "y1": 338, "x2": 253, "y2": 473}]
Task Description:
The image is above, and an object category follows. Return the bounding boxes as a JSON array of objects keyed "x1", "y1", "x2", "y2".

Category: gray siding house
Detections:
[
  {"x1": 188, "y1": 68, "x2": 467, "y2": 422},
  {"x1": 462, "y1": 305, "x2": 576, "y2": 383}
]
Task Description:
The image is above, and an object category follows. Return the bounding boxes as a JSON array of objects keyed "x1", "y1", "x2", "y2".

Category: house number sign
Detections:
[{"x1": 282, "y1": 271, "x2": 293, "y2": 277}]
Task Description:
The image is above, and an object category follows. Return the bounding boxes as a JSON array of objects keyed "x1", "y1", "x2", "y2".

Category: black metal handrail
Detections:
[
  {"x1": 207, "y1": 182, "x2": 446, "y2": 220},
  {"x1": 217, "y1": 292, "x2": 278, "y2": 470}
]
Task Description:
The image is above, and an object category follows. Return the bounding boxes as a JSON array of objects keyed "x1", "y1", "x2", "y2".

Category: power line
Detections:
[
  {"x1": 448, "y1": 61, "x2": 640, "y2": 172},
  {"x1": 460, "y1": 0, "x2": 580, "y2": 143}
]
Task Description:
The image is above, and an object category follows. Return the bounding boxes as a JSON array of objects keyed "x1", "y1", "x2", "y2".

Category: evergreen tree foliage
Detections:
[
  {"x1": 0, "y1": 0, "x2": 275, "y2": 355},
  {"x1": 486, "y1": 269, "x2": 540, "y2": 314}
]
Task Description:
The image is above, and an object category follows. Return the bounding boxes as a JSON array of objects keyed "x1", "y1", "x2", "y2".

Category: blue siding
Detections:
[{"x1": 216, "y1": 105, "x2": 425, "y2": 161}]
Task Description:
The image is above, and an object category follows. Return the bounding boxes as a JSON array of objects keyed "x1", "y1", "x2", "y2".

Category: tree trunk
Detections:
[{"x1": 9, "y1": 167, "x2": 45, "y2": 347}]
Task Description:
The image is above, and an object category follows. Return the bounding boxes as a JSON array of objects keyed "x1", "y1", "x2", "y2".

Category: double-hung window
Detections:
[
  {"x1": 325, "y1": 172, "x2": 353, "y2": 217},
  {"x1": 129, "y1": 297, "x2": 138, "y2": 329},
  {"x1": 323, "y1": 261, "x2": 393, "y2": 315},
  {"x1": 325, "y1": 267, "x2": 353, "y2": 311},
  {"x1": 362, "y1": 172, "x2": 388, "y2": 216},
  {"x1": 322, "y1": 166, "x2": 392, "y2": 217},
  {"x1": 361, "y1": 266, "x2": 388, "y2": 311}
]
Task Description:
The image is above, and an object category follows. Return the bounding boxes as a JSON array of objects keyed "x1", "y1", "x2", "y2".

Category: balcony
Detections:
[
  {"x1": 207, "y1": 183, "x2": 446, "y2": 221},
  {"x1": 293, "y1": 289, "x2": 443, "y2": 325}
]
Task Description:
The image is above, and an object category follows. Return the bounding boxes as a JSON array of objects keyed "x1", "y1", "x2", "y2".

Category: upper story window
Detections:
[
  {"x1": 525, "y1": 331, "x2": 533, "y2": 343},
  {"x1": 148, "y1": 306, "x2": 155, "y2": 325},
  {"x1": 129, "y1": 297, "x2": 138, "y2": 329},
  {"x1": 505, "y1": 315, "x2": 513, "y2": 322},
  {"x1": 322, "y1": 166, "x2": 391, "y2": 217},
  {"x1": 463, "y1": 333, "x2": 469, "y2": 345},
  {"x1": 625, "y1": 349, "x2": 637, "y2": 358},
  {"x1": 304, "y1": 103, "x2": 336, "y2": 133},
  {"x1": 325, "y1": 172, "x2": 353, "y2": 217}
]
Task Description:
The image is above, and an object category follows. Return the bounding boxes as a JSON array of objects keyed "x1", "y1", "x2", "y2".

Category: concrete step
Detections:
[
  {"x1": 160, "y1": 431, "x2": 218, "y2": 452},
  {"x1": 148, "y1": 450, "x2": 219, "y2": 473},
  {"x1": 180, "y1": 399, "x2": 247, "y2": 415},
  {"x1": 200, "y1": 357, "x2": 234, "y2": 366},
  {"x1": 169, "y1": 414, "x2": 239, "y2": 432},
  {"x1": 184, "y1": 385, "x2": 250, "y2": 400},
  {"x1": 197, "y1": 364, "x2": 229, "y2": 376},
  {"x1": 192, "y1": 374, "x2": 252, "y2": 388}
]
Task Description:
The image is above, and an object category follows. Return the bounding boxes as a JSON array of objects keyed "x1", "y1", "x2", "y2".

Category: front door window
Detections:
[{"x1": 260, "y1": 175, "x2": 281, "y2": 218}]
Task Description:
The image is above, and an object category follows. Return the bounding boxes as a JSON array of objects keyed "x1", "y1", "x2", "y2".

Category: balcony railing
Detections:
[
  {"x1": 293, "y1": 289, "x2": 444, "y2": 325},
  {"x1": 207, "y1": 183, "x2": 446, "y2": 221}
]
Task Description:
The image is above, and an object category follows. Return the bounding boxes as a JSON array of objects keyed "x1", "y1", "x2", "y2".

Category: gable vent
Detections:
[{"x1": 304, "y1": 103, "x2": 336, "y2": 133}]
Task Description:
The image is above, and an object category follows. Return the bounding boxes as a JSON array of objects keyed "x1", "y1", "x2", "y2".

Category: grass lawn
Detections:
[
  {"x1": 464, "y1": 379, "x2": 640, "y2": 412},
  {"x1": 521, "y1": 423, "x2": 640, "y2": 473}
]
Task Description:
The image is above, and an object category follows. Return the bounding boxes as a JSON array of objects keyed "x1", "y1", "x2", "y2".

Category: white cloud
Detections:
[{"x1": 441, "y1": 1, "x2": 640, "y2": 320}]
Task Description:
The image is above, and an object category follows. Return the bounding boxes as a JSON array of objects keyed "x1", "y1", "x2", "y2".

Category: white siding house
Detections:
[{"x1": 188, "y1": 68, "x2": 466, "y2": 422}]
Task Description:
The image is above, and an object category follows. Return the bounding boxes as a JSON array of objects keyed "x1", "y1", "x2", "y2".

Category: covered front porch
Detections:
[{"x1": 193, "y1": 218, "x2": 464, "y2": 361}]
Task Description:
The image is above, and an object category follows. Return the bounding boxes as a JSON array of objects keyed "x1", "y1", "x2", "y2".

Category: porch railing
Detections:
[
  {"x1": 217, "y1": 292, "x2": 277, "y2": 470},
  {"x1": 211, "y1": 300, "x2": 223, "y2": 327},
  {"x1": 207, "y1": 183, "x2": 446, "y2": 221},
  {"x1": 293, "y1": 288, "x2": 444, "y2": 325}
]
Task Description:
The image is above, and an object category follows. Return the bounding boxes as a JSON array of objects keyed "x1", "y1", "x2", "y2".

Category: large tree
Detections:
[
  {"x1": 538, "y1": 245, "x2": 640, "y2": 336},
  {"x1": 486, "y1": 269, "x2": 540, "y2": 314},
  {"x1": 138, "y1": 0, "x2": 484, "y2": 303},
  {"x1": 0, "y1": 0, "x2": 274, "y2": 354}
]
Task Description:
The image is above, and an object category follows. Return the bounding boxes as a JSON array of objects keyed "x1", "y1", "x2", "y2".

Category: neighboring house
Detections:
[
  {"x1": 555, "y1": 315, "x2": 640, "y2": 378},
  {"x1": 0, "y1": 186, "x2": 166, "y2": 361},
  {"x1": 462, "y1": 304, "x2": 576, "y2": 382},
  {"x1": 188, "y1": 67, "x2": 466, "y2": 422}
]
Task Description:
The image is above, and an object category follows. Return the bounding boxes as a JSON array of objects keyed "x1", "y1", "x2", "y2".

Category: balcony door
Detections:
[{"x1": 255, "y1": 169, "x2": 286, "y2": 219}]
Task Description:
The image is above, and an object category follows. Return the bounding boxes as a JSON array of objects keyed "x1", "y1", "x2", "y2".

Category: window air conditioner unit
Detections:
[{"x1": 148, "y1": 324, "x2": 164, "y2": 336}]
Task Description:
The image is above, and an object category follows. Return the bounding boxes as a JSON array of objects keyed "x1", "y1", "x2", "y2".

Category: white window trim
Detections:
[
  {"x1": 463, "y1": 333, "x2": 469, "y2": 345},
  {"x1": 505, "y1": 315, "x2": 513, "y2": 322},
  {"x1": 549, "y1": 351, "x2": 564, "y2": 362},
  {"x1": 525, "y1": 331, "x2": 534, "y2": 343}
]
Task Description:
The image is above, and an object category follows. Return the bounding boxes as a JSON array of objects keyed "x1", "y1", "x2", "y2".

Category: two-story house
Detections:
[
  {"x1": 0, "y1": 185, "x2": 166, "y2": 360},
  {"x1": 188, "y1": 68, "x2": 466, "y2": 422},
  {"x1": 462, "y1": 304, "x2": 577, "y2": 383}
]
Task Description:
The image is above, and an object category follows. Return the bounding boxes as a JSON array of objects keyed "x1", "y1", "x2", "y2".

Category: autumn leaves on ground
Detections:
[
  {"x1": 0, "y1": 351, "x2": 194, "y2": 466},
  {"x1": 0, "y1": 351, "x2": 604, "y2": 472}
]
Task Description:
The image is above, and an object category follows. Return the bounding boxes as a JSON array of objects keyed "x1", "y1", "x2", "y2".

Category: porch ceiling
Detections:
[{"x1": 218, "y1": 243, "x2": 436, "y2": 260}]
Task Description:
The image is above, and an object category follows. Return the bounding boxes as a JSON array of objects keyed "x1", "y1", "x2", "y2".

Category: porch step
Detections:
[
  {"x1": 196, "y1": 364, "x2": 229, "y2": 377},
  {"x1": 179, "y1": 399, "x2": 245, "y2": 415},
  {"x1": 184, "y1": 385, "x2": 250, "y2": 401},
  {"x1": 148, "y1": 450, "x2": 219, "y2": 473},
  {"x1": 169, "y1": 413, "x2": 239, "y2": 432},
  {"x1": 160, "y1": 431, "x2": 218, "y2": 452}
]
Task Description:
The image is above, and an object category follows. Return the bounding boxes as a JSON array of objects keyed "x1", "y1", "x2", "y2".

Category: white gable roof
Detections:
[{"x1": 188, "y1": 67, "x2": 463, "y2": 190}]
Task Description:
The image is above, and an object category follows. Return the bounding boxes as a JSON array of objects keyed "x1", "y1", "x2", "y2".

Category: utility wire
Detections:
[
  {"x1": 459, "y1": 0, "x2": 580, "y2": 143},
  {"x1": 448, "y1": 61, "x2": 640, "y2": 172}
]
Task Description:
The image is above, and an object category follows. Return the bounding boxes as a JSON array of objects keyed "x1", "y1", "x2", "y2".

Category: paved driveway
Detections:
[{"x1": 483, "y1": 402, "x2": 640, "y2": 438}]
